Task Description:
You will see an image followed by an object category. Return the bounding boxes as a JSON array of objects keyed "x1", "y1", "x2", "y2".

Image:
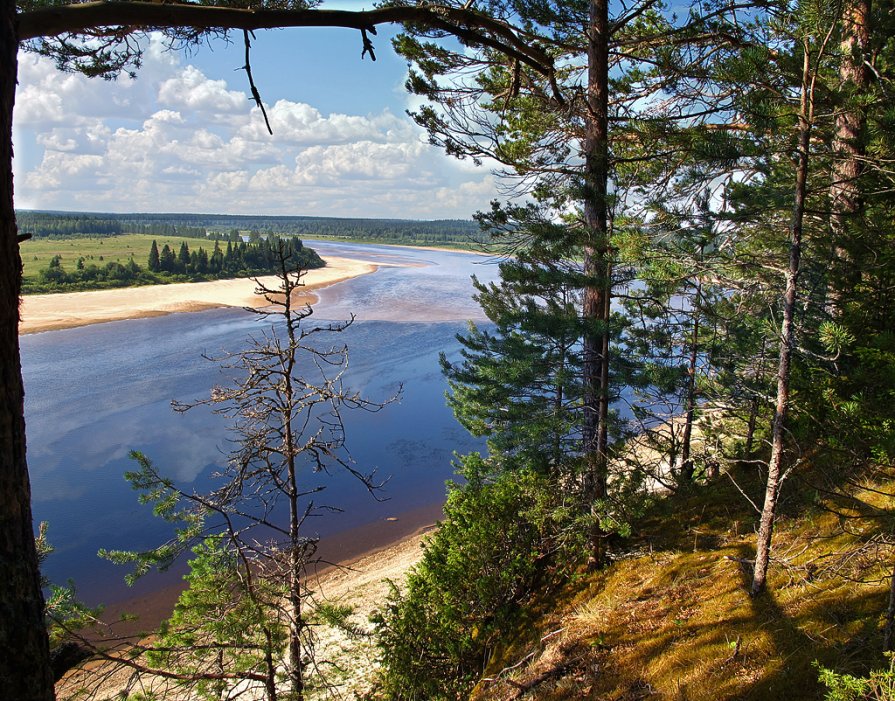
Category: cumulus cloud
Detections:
[
  {"x1": 13, "y1": 40, "x2": 500, "y2": 218},
  {"x1": 158, "y1": 65, "x2": 246, "y2": 114}
]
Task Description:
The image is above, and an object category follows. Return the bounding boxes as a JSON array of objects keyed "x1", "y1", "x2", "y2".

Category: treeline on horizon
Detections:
[
  {"x1": 15, "y1": 209, "x2": 485, "y2": 246},
  {"x1": 25, "y1": 236, "x2": 324, "y2": 294}
]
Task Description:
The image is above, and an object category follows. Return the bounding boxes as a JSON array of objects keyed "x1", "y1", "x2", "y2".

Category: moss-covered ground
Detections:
[{"x1": 471, "y1": 465, "x2": 893, "y2": 700}]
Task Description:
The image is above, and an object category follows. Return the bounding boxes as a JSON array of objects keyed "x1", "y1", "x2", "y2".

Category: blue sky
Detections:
[
  {"x1": 188, "y1": 23, "x2": 411, "y2": 115},
  {"x1": 13, "y1": 10, "x2": 495, "y2": 219}
]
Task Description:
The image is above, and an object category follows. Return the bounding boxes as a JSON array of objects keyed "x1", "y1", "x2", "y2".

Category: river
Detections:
[{"x1": 22, "y1": 241, "x2": 500, "y2": 606}]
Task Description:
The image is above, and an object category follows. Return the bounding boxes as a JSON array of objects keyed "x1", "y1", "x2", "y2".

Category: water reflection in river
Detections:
[{"x1": 22, "y1": 242, "x2": 499, "y2": 604}]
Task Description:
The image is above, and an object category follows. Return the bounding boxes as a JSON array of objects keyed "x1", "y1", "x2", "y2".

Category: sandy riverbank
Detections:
[{"x1": 19, "y1": 256, "x2": 377, "y2": 335}]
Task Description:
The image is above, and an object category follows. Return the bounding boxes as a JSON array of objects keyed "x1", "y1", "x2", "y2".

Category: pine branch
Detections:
[{"x1": 17, "y1": 2, "x2": 555, "y2": 78}]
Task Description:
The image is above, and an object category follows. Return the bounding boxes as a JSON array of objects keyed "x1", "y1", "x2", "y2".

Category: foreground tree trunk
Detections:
[
  {"x1": 884, "y1": 560, "x2": 895, "y2": 652},
  {"x1": 282, "y1": 281, "x2": 304, "y2": 701},
  {"x1": 0, "y1": 0, "x2": 54, "y2": 695},
  {"x1": 751, "y1": 45, "x2": 814, "y2": 597},
  {"x1": 582, "y1": 0, "x2": 612, "y2": 569}
]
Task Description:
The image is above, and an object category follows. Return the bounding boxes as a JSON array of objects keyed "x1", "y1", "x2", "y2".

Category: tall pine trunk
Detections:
[
  {"x1": 0, "y1": 2, "x2": 55, "y2": 695},
  {"x1": 884, "y1": 560, "x2": 895, "y2": 652},
  {"x1": 751, "y1": 45, "x2": 813, "y2": 597},
  {"x1": 828, "y1": 0, "x2": 870, "y2": 317},
  {"x1": 583, "y1": 0, "x2": 611, "y2": 569},
  {"x1": 552, "y1": 334, "x2": 567, "y2": 466},
  {"x1": 680, "y1": 277, "x2": 702, "y2": 484},
  {"x1": 286, "y1": 459, "x2": 304, "y2": 701}
]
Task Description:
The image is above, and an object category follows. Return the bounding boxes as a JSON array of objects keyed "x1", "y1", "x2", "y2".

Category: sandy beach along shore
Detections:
[{"x1": 19, "y1": 255, "x2": 377, "y2": 335}]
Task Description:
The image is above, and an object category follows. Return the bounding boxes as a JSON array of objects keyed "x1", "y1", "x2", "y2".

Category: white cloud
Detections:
[
  {"x1": 13, "y1": 40, "x2": 500, "y2": 218},
  {"x1": 24, "y1": 151, "x2": 106, "y2": 190},
  {"x1": 432, "y1": 175, "x2": 500, "y2": 210},
  {"x1": 158, "y1": 65, "x2": 246, "y2": 114}
]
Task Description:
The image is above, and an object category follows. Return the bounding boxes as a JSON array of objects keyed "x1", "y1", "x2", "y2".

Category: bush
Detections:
[
  {"x1": 372, "y1": 454, "x2": 578, "y2": 700},
  {"x1": 818, "y1": 656, "x2": 895, "y2": 701}
]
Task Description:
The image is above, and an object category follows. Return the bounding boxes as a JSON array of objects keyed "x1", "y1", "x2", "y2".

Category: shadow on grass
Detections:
[{"x1": 735, "y1": 541, "x2": 887, "y2": 700}]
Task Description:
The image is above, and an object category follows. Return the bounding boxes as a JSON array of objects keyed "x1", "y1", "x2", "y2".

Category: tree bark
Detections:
[
  {"x1": 281, "y1": 267, "x2": 305, "y2": 701},
  {"x1": 263, "y1": 628, "x2": 278, "y2": 701},
  {"x1": 583, "y1": 0, "x2": 611, "y2": 569},
  {"x1": 751, "y1": 46, "x2": 813, "y2": 597},
  {"x1": 679, "y1": 276, "x2": 702, "y2": 484},
  {"x1": 0, "y1": 0, "x2": 54, "y2": 696},
  {"x1": 883, "y1": 559, "x2": 895, "y2": 652},
  {"x1": 827, "y1": 0, "x2": 870, "y2": 318},
  {"x1": 744, "y1": 396, "x2": 758, "y2": 460},
  {"x1": 552, "y1": 333, "x2": 567, "y2": 466}
]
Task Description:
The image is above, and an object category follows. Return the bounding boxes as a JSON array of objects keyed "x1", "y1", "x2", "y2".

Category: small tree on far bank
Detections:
[{"x1": 101, "y1": 241, "x2": 399, "y2": 700}]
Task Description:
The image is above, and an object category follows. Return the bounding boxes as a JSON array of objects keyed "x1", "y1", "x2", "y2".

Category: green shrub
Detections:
[
  {"x1": 818, "y1": 656, "x2": 895, "y2": 701},
  {"x1": 372, "y1": 454, "x2": 579, "y2": 700}
]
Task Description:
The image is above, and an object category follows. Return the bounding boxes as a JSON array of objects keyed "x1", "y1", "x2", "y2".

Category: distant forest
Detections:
[{"x1": 15, "y1": 210, "x2": 486, "y2": 246}]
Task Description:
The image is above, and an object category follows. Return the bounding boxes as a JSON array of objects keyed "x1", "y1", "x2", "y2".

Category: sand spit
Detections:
[{"x1": 19, "y1": 256, "x2": 377, "y2": 335}]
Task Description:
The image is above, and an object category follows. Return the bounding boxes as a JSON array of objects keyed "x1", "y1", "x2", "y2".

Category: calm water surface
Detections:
[{"x1": 22, "y1": 242, "x2": 499, "y2": 604}]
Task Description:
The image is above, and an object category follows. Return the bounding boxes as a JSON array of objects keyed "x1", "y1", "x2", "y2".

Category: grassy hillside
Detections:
[{"x1": 469, "y1": 469, "x2": 892, "y2": 700}]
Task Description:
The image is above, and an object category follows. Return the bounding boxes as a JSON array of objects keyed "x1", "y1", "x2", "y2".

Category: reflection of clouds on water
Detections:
[
  {"x1": 22, "y1": 244, "x2": 489, "y2": 599},
  {"x1": 130, "y1": 422, "x2": 225, "y2": 484},
  {"x1": 305, "y1": 240, "x2": 498, "y2": 324},
  {"x1": 386, "y1": 438, "x2": 451, "y2": 467},
  {"x1": 31, "y1": 479, "x2": 87, "y2": 503}
]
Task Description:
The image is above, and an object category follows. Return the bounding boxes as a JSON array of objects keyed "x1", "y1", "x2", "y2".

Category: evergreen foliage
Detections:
[
  {"x1": 441, "y1": 242, "x2": 584, "y2": 475},
  {"x1": 23, "y1": 235, "x2": 323, "y2": 293},
  {"x1": 14, "y1": 209, "x2": 484, "y2": 247},
  {"x1": 146, "y1": 537, "x2": 285, "y2": 701},
  {"x1": 373, "y1": 455, "x2": 577, "y2": 699},
  {"x1": 818, "y1": 656, "x2": 895, "y2": 701}
]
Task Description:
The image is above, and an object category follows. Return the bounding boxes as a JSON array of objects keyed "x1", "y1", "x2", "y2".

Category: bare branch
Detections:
[
  {"x1": 17, "y1": 2, "x2": 555, "y2": 76},
  {"x1": 241, "y1": 29, "x2": 271, "y2": 135}
]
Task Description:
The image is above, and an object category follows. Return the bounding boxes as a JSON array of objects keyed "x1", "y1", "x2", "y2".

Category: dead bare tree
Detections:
[{"x1": 99, "y1": 241, "x2": 399, "y2": 700}]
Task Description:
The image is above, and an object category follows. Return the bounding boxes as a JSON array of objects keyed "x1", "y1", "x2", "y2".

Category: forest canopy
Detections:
[{"x1": 15, "y1": 210, "x2": 485, "y2": 246}]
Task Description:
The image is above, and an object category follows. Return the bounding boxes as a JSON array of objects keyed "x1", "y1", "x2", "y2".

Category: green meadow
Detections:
[{"x1": 19, "y1": 234, "x2": 209, "y2": 284}]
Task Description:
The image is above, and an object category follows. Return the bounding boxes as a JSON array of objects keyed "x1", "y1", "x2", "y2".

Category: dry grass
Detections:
[{"x1": 471, "y1": 467, "x2": 893, "y2": 701}]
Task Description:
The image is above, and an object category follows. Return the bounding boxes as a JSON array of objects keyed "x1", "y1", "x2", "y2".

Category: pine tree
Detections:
[
  {"x1": 620, "y1": 210, "x2": 727, "y2": 488},
  {"x1": 442, "y1": 217, "x2": 583, "y2": 476},
  {"x1": 148, "y1": 239, "x2": 160, "y2": 272},
  {"x1": 196, "y1": 246, "x2": 209, "y2": 274},
  {"x1": 145, "y1": 536, "x2": 283, "y2": 701},
  {"x1": 695, "y1": 0, "x2": 851, "y2": 594},
  {"x1": 159, "y1": 243, "x2": 176, "y2": 273},
  {"x1": 394, "y1": 0, "x2": 729, "y2": 564},
  {"x1": 210, "y1": 240, "x2": 223, "y2": 273},
  {"x1": 224, "y1": 240, "x2": 234, "y2": 272},
  {"x1": 177, "y1": 241, "x2": 191, "y2": 273}
]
